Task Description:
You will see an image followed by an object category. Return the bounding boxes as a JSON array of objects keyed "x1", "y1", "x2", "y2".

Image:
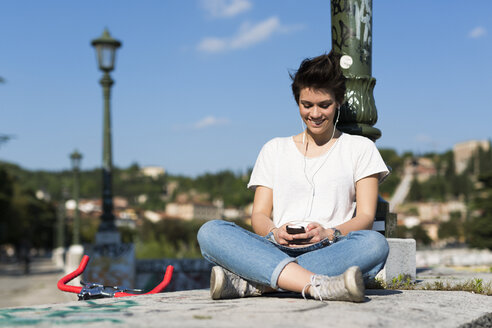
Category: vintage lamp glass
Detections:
[{"x1": 91, "y1": 29, "x2": 121, "y2": 72}]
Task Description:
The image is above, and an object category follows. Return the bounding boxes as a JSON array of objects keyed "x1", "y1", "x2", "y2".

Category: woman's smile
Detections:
[{"x1": 308, "y1": 117, "x2": 326, "y2": 127}]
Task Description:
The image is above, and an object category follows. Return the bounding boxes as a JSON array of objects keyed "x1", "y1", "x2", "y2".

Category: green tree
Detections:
[
  {"x1": 0, "y1": 166, "x2": 56, "y2": 248},
  {"x1": 408, "y1": 178, "x2": 423, "y2": 201},
  {"x1": 438, "y1": 211, "x2": 464, "y2": 242},
  {"x1": 0, "y1": 168, "x2": 15, "y2": 243},
  {"x1": 378, "y1": 148, "x2": 403, "y2": 198},
  {"x1": 467, "y1": 174, "x2": 492, "y2": 249},
  {"x1": 397, "y1": 224, "x2": 432, "y2": 247}
]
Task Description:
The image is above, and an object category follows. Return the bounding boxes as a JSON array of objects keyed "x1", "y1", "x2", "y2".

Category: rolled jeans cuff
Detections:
[{"x1": 270, "y1": 257, "x2": 297, "y2": 289}]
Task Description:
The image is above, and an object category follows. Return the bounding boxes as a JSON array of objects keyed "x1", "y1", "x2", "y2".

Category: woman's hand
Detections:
[
  {"x1": 272, "y1": 224, "x2": 296, "y2": 246},
  {"x1": 288, "y1": 222, "x2": 331, "y2": 247},
  {"x1": 304, "y1": 222, "x2": 331, "y2": 244},
  {"x1": 273, "y1": 222, "x2": 333, "y2": 248}
]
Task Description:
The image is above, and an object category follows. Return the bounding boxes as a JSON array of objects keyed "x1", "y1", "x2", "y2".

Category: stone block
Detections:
[
  {"x1": 65, "y1": 244, "x2": 85, "y2": 286},
  {"x1": 376, "y1": 238, "x2": 416, "y2": 283}
]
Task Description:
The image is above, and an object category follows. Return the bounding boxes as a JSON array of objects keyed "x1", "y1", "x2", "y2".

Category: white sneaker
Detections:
[
  {"x1": 210, "y1": 266, "x2": 264, "y2": 300},
  {"x1": 302, "y1": 266, "x2": 365, "y2": 302}
]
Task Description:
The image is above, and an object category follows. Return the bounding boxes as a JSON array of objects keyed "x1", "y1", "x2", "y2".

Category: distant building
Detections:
[
  {"x1": 453, "y1": 140, "x2": 490, "y2": 174},
  {"x1": 417, "y1": 200, "x2": 466, "y2": 222},
  {"x1": 113, "y1": 196, "x2": 128, "y2": 209},
  {"x1": 222, "y1": 208, "x2": 243, "y2": 219},
  {"x1": 65, "y1": 199, "x2": 101, "y2": 213},
  {"x1": 398, "y1": 200, "x2": 466, "y2": 224},
  {"x1": 165, "y1": 202, "x2": 220, "y2": 220},
  {"x1": 116, "y1": 209, "x2": 139, "y2": 229},
  {"x1": 144, "y1": 210, "x2": 165, "y2": 223},
  {"x1": 414, "y1": 157, "x2": 436, "y2": 182},
  {"x1": 141, "y1": 166, "x2": 165, "y2": 179},
  {"x1": 65, "y1": 197, "x2": 131, "y2": 219}
]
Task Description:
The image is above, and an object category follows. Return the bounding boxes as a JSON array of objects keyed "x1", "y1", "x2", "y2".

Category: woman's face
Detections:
[{"x1": 298, "y1": 88, "x2": 339, "y2": 137}]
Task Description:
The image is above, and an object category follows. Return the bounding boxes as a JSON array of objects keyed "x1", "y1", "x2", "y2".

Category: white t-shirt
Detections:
[{"x1": 247, "y1": 133, "x2": 389, "y2": 229}]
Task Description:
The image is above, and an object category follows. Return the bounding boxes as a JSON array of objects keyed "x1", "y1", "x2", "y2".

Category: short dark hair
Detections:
[{"x1": 290, "y1": 51, "x2": 346, "y2": 105}]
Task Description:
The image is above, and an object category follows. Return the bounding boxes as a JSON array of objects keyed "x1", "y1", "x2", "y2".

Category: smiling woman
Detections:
[{"x1": 197, "y1": 51, "x2": 390, "y2": 302}]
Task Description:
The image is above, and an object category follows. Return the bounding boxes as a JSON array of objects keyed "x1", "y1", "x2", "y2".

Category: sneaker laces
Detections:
[
  {"x1": 302, "y1": 275, "x2": 321, "y2": 300},
  {"x1": 224, "y1": 269, "x2": 262, "y2": 297},
  {"x1": 301, "y1": 274, "x2": 347, "y2": 301}
]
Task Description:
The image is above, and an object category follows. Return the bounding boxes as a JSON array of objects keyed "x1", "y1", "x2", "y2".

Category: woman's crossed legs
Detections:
[{"x1": 197, "y1": 220, "x2": 389, "y2": 298}]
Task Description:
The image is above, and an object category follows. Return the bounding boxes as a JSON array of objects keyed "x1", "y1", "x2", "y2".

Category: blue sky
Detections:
[{"x1": 1, "y1": 0, "x2": 491, "y2": 176}]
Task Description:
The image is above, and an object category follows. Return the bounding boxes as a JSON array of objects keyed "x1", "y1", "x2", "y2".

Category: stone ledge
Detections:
[{"x1": 1, "y1": 289, "x2": 491, "y2": 328}]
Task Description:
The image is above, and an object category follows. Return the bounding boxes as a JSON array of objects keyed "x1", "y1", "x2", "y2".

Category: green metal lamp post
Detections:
[
  {"x1": 91, "y1": 29, "x2": 121, "y2": 233},
  {"x1": 70, "y1": 150, "x2": 82, "y2": 245},
  {"x1": 331, "y1": 0, "x2": 380, "y2": 141},
  {"x1": 330, "y1": 0, "x2": 396, "y2": 237}
]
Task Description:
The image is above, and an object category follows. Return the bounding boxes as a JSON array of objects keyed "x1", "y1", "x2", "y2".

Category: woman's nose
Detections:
[{"x1": 311, "y1": 106, "x2": 321, "y2": 117}]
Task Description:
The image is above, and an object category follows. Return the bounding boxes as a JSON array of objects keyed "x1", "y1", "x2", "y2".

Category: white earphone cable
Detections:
[{"x1": 302, "y1": 109, "x2": 340, "y2": 219}]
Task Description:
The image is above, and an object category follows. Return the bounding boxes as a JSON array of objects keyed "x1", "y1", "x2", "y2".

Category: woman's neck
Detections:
[{"x1": 305, "y1": 126, "x2": 338, "y2": 146}]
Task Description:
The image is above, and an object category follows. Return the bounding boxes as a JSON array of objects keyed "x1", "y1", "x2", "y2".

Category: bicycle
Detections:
[{"x1": 58, "y1": 255, "x2": 174, "y2": 300}]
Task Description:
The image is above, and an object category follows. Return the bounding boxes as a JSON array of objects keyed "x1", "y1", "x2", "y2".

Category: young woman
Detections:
[{"x1": 197, "y1": 51, "x2": 389, "y2": 302}]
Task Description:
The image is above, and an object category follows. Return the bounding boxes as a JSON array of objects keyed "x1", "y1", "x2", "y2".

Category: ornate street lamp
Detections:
[
  {"x1": 330, "y1": 0, "x2": 396, "y2": 237},
  {"x1": 91, "y1": 29, "x2": 121, "y2": 233},
  {"x1": 70, "y1": 150, "x2": 82, "y2": 244}
]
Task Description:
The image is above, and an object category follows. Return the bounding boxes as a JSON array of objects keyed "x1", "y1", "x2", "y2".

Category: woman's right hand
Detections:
[{"x1": 272, "y1": 224, "x2": 295, "y2": 246}]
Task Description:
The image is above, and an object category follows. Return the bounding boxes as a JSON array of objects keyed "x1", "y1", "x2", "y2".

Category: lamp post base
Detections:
[
  {"x1": 338, "y1": 123, "x2": 381, "y2": 142},
  {"x1": 95, "y1": 231, "x2": 121, "y2": 245},
  {"x1": 85, "y1": 241, "x2": 135, "y2": 289}
]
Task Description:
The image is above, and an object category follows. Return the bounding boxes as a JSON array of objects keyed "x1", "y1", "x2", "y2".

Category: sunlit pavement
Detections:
[
  {"x1": 1, "y1": 257, "x2": 491, "y2": 327},
  {"x1": 0, "y1": 257, "x2": 77, "y2": 308}
]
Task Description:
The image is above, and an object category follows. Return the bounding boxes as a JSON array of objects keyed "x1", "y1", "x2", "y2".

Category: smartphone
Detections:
[
  {"x1": 286, "y1": 225, "x2": 306, "y2": 234},
  {"x1": 286, "y1": 225, "x2": 311, "y2": 244}
]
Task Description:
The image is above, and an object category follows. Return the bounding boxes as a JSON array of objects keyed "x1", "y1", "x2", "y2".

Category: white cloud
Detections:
[
  {"x1": 197, "y1": 16, "x2": 301, "y2": 53},
  {"x1": 194, "y1": 116, "x2": 230, "y2": 129},
  {"x1": 201, "y1": 0, "x2": 252, "y2": 18},
  {"x1": 230, "y1": 17, "x2": 280, "y2": 49},
  {"x1": 173, "y1": 116, "x2": 230, "y2": 130},
  {"x1": 468, "y1": 26, "x2": 487, "y2": 39},
  {"x1": 197, "y1": 37, "x2": 228, "y2": 53}
]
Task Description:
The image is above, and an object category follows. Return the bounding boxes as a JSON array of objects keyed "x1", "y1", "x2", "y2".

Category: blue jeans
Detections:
[{"x1": 197, "y1": 220, "x2": 389, "y2": 289}]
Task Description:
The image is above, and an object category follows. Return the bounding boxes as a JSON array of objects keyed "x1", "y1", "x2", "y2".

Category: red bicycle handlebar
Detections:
[
  {"x1": 115, "y1": 265, "x2": 174, "y2": 297},
  {"x1": 57, "y1": 255, "x2": 174, "y2": 298},
  {"x1": 57, "y1": 255, "x2": 88, "y2": 294}
]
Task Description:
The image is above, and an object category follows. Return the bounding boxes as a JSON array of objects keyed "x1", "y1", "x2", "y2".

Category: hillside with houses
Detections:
[{"x1": 1, "y1": 139, "x2": 491, "y2": 258}]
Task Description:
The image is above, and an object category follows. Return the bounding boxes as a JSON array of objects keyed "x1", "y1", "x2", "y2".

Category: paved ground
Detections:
[
  {"x1": 0, "y1": 257, "x2": 77, "y2": 308},
  {"x1": 0, "y1": 257, "x2": 491, "y2": 327}
]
